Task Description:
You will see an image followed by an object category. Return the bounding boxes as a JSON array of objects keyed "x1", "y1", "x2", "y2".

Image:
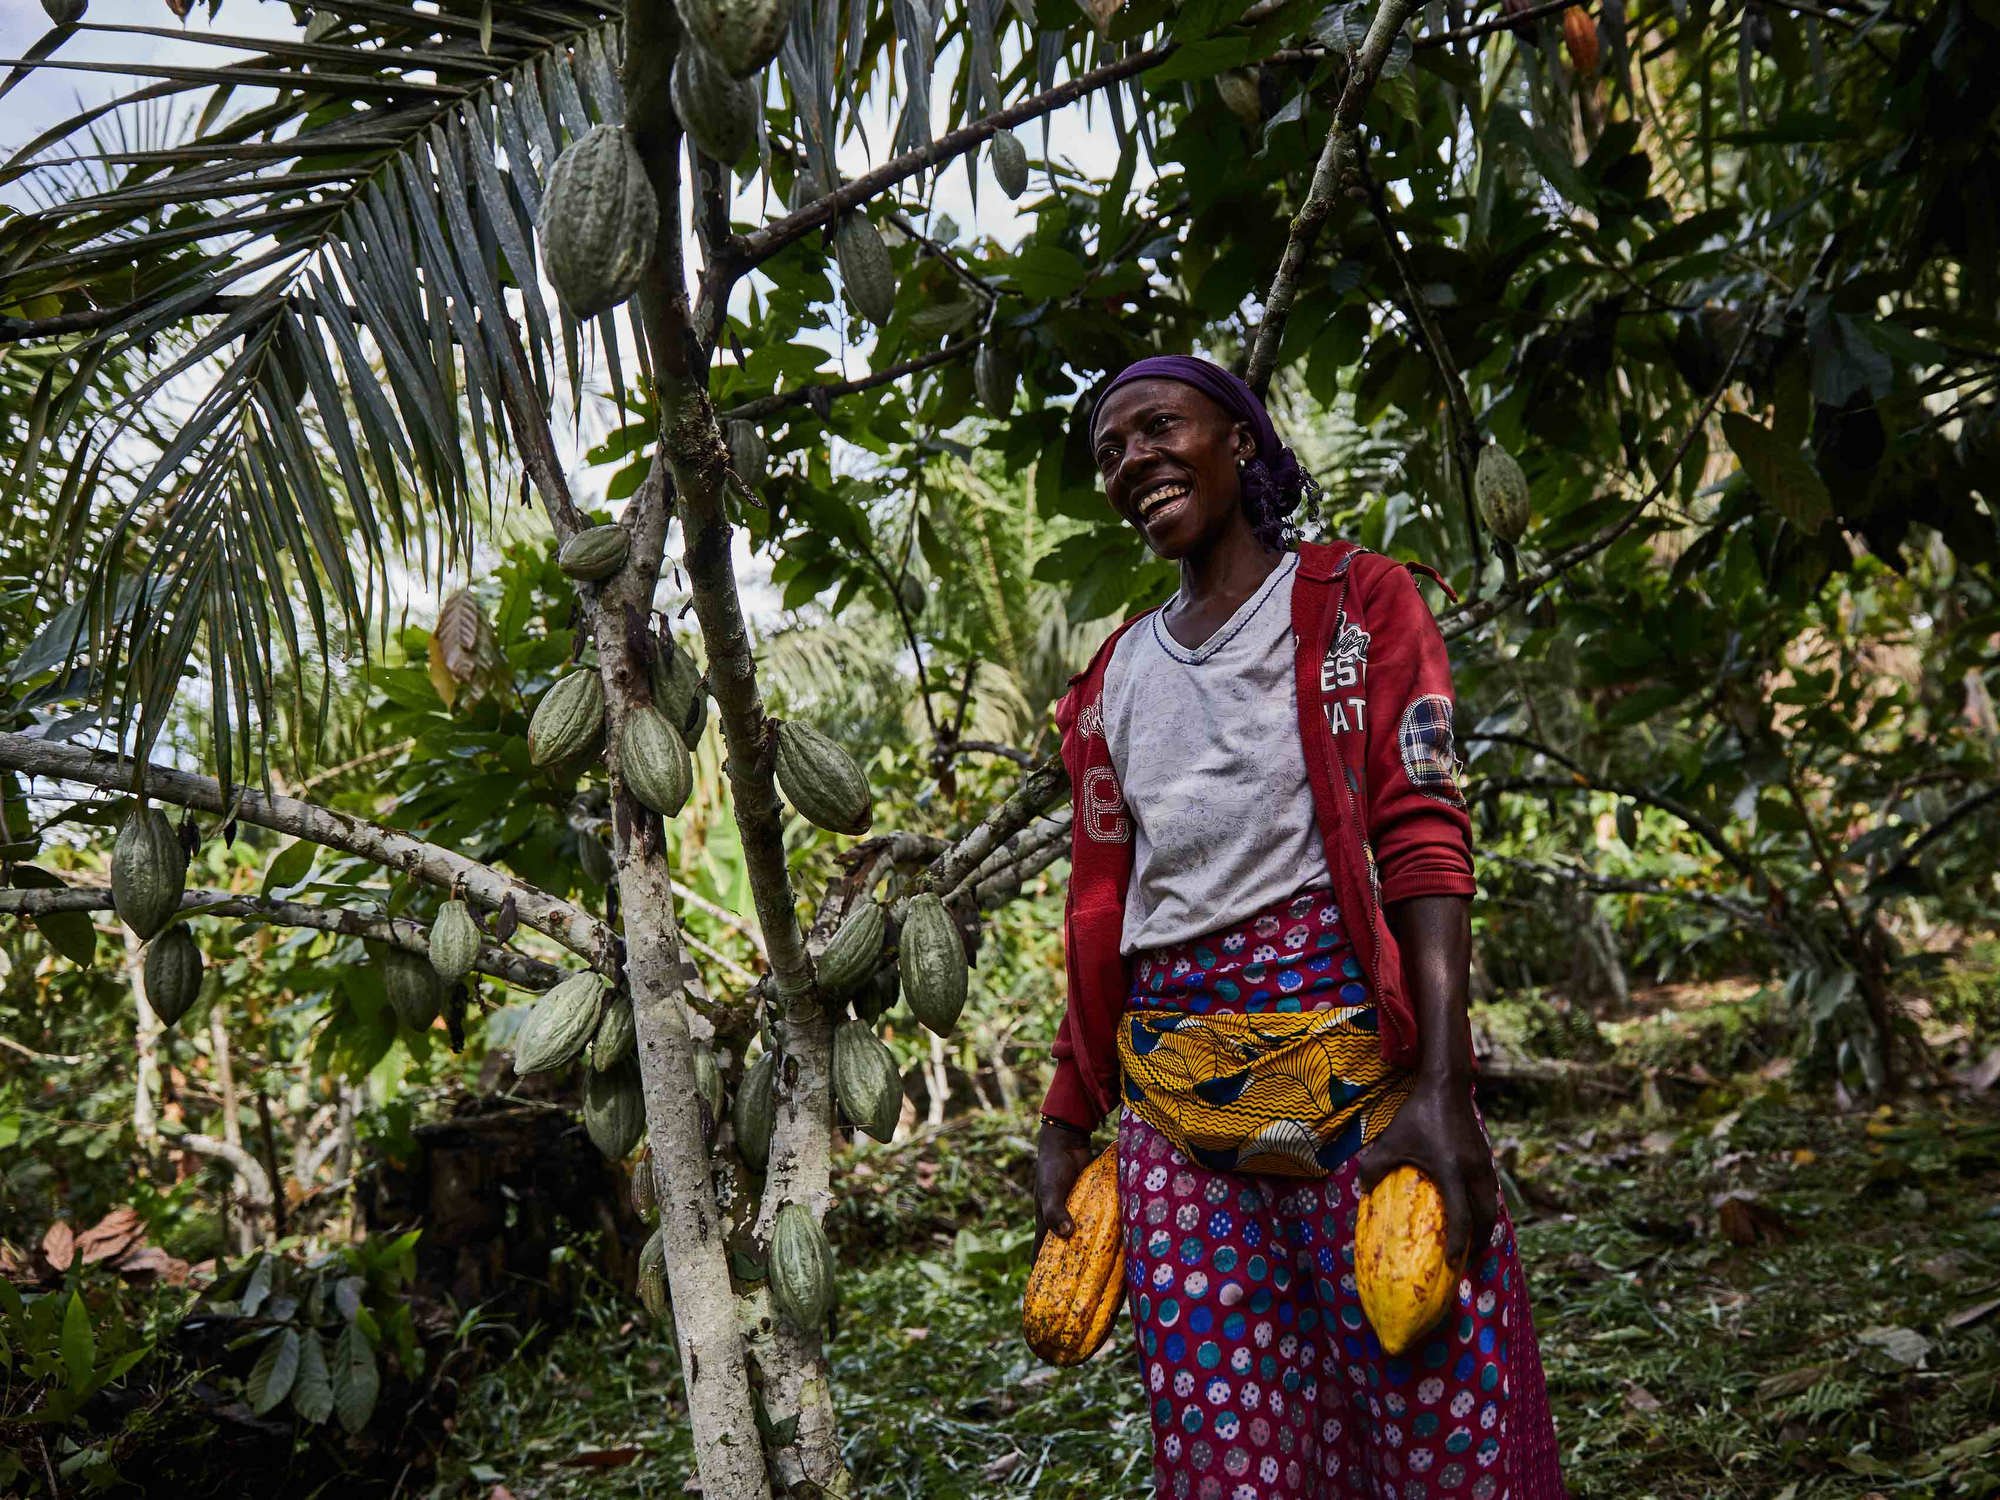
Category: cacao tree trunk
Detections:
[{"x1": 126, "y1": 928, "x2": 161, "y2": 1153}]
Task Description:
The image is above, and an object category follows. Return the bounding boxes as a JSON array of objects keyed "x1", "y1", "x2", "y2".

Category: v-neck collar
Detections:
[{"x1": 1152, "y1": 551, "x2": 1297, "y2": 664}]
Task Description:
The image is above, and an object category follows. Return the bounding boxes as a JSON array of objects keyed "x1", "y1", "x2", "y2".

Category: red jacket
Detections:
[{"x1": 1042, "y1": 539, "x2": 1476, "y2": 1133}]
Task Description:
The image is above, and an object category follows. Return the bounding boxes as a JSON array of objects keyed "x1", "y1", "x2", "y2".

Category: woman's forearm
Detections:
[{"x1": 1385, "y1": 893, "x2": 1475, "y2": 1088}]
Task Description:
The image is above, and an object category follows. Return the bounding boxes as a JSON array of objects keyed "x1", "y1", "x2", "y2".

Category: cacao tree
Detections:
[{"x1": 3, "y1": 0, "x2": 1998, "y2": 1489}]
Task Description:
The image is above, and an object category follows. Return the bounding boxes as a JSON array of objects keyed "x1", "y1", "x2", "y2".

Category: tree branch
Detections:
[
  {"x1": 1866, "y1": 783, "x2": 2000, "y2": 903},
  {"x1": 0, "y1": 886, "x2": 562, "y2": 990},
  {"x1": 1415, "y1": 0, "x2": 1582, "y2": 48},
  {"x1": 715, "y1": 335, "x2": 982, "y2": 424},
  {"x1": 0, "y1": 732, "x2": 611, "y2": 966},
  {"x1": 1246, "y1": 0, "x2": 1423, "y2": 396},
  {"x1": 927, "y1": 755, "x2": 1071, "y2": 899},
  {"x1": 1484, "y1": 853, "x2": 1769, "y2": 927},
  {"x1": 1475, "y1": 770, "x2": 1765, "y2": 890}
]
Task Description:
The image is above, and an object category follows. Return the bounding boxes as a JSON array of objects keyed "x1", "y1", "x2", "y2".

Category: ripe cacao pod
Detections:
[
  {"x1": 852, "y1": 961, "x2": 899, "y2": 1025},
  {"x1": 650, "y1": 635, "x2": 708, "y2": 749},
  {"x1": 974, "y1": 343, "x2": 1017, "y2": 418},
  {"x1": 379, "y1": 944, "x2": 441, "y2": 1031},
  {"x1": 143, "y1": 925, "x2": 204, "y2": 1028},
  {"x1": 1355, "y1": 1166, "x2": 1461, "y2": 1356},
  {"x1": 774, "y1": 720, "x2": 873, "y2": 836},
  {"x1": 816, "y1": 901, "x2": 884, "y2": 997},
  {"x1": 832, "y1": 1020, "x2": 901, "y2": 1142},
  {"x1": 1474, "y1": 444, "x2": 1531, "y2": 544},
  {"x1": 673, "y1": 0, "x2": 788, "y2": 77},
  {"x1": 726, "y1": 419, "x2": 767, "y2": 485},
  {"x1": 1501, "y1": 0, "x2": 1540, "y2": 41},
  {"x1": 733, "y1": 1051, "x2": 776, "y2": 1171},
  {"x1": 631, "y1": 1143, "x2": 660, "y2": 1224},
  {"x1": 111, "y1": 808, "x2": 187, "y2": 941},
  {"x1": 619, "y1": 705, "x2": 693, "y2": 818},
  {"x1": 1215, "y1": 68, "x2": 1262, "y2": 128},
  {"x1": 428, "y1": 899, "x2": 480, "y2": 983},
  {"x1": 528, "y1": 669, "x2": 606, "y2": 768},
  {"x1": 899, "y1": 893, "x2": 967, "y2": 1036},
  {"x1": 538, "y1": 124, "x2": 658, "y2": 319},
  {"x1": 990, "y1": 129, "x2": 1028, "y2": 199},
  {"x1": 672, "y1": 42, "x2": 759, "y2": 168},
  {"x1": 557, "y1": 524, "x2": 631, "y2": 581},
  {"x1": 584, "y1": 1056, "x2": 647, "y2": 1160},
  {"x1": 835, "y1": 214, "x2": 895, "y2": 325},
  {"x1": 637, "y1": 1225, "x2": 668, "y2": 1318},
  {"x1": 693, "y1": 1042, "x2": 724, "y2": 1122},
  {"x1": 513, "y1": 971, "x2": 607, "y2": 1075},
  {"x1": 578, "y1": 830, "x2": 615, "y2": 885},
  {"x1": 769, "y1": 1201, "x2": 834, "y2": 1330},
  {"x1": 1562, "y1": 4, "x2": 1600, "y2": 75},
  {"x1": 591, "y1": 993, "x2": 637, "y2": 1071},
  {"x1": 1022, "y1": 1143, "x2": 1124, "y2": 1366},
  {"x1": 43, "y1": 0, "x2": 87, "y2": 23}
]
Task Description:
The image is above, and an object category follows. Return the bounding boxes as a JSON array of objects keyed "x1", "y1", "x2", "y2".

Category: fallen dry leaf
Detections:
[
  {"x1": 1946, "y1": 1294, "x2": 2000, "y2": 1331},
  {"x1": 1716, "y1": 1193, "x2": 1793, "y2": 1246},
  {"x1": 41, "y1": 1220, "x2": 75, "y2": 1273},
  {"x1": 76, "y1": 1206, "x2": 146, "y2": 1264},
  {"x1": 982, "y1": 1452, "x2": 1025, "y2": 1481},
  {"x1": 1623, "y1": 1383, "x2": 1662, "y2": 1413},
  {"x1": 559, "y1": 1447, "x2": 642, "y2": 1469}
]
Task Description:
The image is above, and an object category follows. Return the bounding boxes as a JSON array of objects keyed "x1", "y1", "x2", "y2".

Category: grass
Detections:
[{"x1": 434, "y1": 994, "x2": 2000, "y2": 1499}]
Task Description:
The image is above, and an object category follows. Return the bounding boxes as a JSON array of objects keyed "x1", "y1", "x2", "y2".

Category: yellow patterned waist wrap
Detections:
[{"x1": 1116, "y1": 1004, "x2": 1411, "y2": 1177}]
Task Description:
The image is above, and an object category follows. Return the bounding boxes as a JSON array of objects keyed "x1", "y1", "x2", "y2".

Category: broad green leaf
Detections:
[
  {"x1": 261, "y1": 839, "x2": 318, "y2": 899},
  {"x1": 1720, "y1": 412, "x2": 1831, "y2": 530},
  {"x1": 247, "y1": 1327, "x2": 300, "y2": 1415},
  {"x1": 331, "y1": 1321, "x2": 379, "y2": 1435},
  {"x1": 292, "y1": 1328, "x2": 334, "y2": 1425}
]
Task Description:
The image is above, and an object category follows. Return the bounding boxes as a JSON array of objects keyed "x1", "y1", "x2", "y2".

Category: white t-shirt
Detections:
[{"x1": 1100, "y1": 551, "x2": 1331, "y2": 954}]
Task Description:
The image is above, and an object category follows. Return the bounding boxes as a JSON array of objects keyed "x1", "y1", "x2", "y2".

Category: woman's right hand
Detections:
[{"x1": 1034, "y1": 1118, "x2": 1098, "y2": 1257}]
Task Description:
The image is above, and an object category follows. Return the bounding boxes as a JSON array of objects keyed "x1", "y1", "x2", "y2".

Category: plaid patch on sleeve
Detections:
[{"x1": 1397, "y1": 692, "x2": 1466, "y2": 807}]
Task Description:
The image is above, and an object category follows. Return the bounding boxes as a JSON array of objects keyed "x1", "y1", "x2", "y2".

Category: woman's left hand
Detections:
[{"x1": 1355, "y1": 1074, "x2": 1499, "y2": 1270}]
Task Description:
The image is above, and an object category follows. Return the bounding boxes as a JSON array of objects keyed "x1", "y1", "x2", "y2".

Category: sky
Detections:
[{"x1": 0, "y1": 0, "x2": 1150, "y2": 630}]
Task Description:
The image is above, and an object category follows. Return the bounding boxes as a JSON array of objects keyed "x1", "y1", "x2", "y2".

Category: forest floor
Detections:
[{"x1": 437, "y1": 982, "x2": 2000, "y2": 1499}]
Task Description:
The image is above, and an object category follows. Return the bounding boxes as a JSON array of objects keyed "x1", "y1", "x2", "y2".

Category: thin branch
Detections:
[
  {"x1": 886, "y1": 209, "x2": 1001, "y2": 304},
  {"x1": 1246, "y1": 0, "x2": 1424, "y2": 395},
  {"x1": 927, "y1": 754, "x2": 1071, "y2": 899},
  {"x1": 1440, "y1": 308, "x2": 1764, "y2": 641},
  {"x1": 1485, "y1": 854, "x2": 1768, "y2": 926},
  {"x1": 0, "y1": 732, "x2": 611, "y2": 968},
  {"x1": 0, "y1": 1034, "x2": 86, "y2": 1064},
  {"x1": 1866, "y1": 784, "x2": 2000, "y2": 902},
  {"x1": 716, "y1": 336, "x2": 981, "y2": 423},
  {"x1": 1415, "y1": 0, "x2": 1583, "y2": 48},
  {"x1": 176, "y1": 1132, "x2": 273, "y2": 1213},
  {"x1": 948, "y1": 738, "x2": 1036, "y2": 767},
  {"x1": 1477, "y1": 772, "x2": 1766, "y2": 890},
  {"x1": 0, "y1": 886, "x2": 563, "y2": 990}
]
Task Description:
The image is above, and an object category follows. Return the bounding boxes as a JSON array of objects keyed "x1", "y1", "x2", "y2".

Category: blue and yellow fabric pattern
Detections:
[{"x1": 1115, "y1": 889, "x2": 1411, "y2": 1177}]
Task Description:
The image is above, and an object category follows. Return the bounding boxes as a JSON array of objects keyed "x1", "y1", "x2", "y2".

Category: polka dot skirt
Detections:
[{"x1": 1118, "y1": 1109, "x2": 1567, "y2": 1499}]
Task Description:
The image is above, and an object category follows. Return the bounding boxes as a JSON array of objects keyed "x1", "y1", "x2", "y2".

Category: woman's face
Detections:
[{"x1": 1092, "y1": 379, "x2": 1256, "y2": 559}]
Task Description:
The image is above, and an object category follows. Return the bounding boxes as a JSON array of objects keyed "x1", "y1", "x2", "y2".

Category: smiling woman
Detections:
[{"x1": 1035, "y1": 354, "x2": 1567, "y2": 1499}]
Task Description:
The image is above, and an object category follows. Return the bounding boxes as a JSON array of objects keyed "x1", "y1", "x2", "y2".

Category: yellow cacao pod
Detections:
[
  {"x1": 1474, "y1": 444, "x2": 1531, "y2": 544},
  {"x1": 1022, "y1": 1144, "x2": 1124, "y2": 1366},
  {"x1": 1354, "y1": 1166, "x2": 1462, "y2": 1356}
]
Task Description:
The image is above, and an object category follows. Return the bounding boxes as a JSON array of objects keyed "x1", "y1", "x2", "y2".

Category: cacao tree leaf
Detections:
[
  {"x1": 292, "y1": 1328, "x2": 334, "y2": 1424},
  {"x1": 59, "y1": 1292, "x2": 93, "y2": 1394},
  {"x1": 34, "y1": 911, "x2": 96, "y2": 967},
  {"x1": 239, "y1": 1254, "x2": 274, "y2": 1317},
  {"x1": 248, "y1": 1327, "x2": 300, "y2": 1415},
  {"x1": 261, "y1": 839, "x2": 317, "y2": 899},
  {"x1": 1721, "y1": 412, "x2": 1832, "y2": 529},
  {"x1": 330, "y1": 1321, "x2": 379, "y2": 1435}
]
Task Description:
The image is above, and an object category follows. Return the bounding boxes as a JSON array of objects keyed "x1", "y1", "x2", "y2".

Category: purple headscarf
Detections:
[{"x1": 1090, "y1": 354, "x2": 1315, "y2": 545}]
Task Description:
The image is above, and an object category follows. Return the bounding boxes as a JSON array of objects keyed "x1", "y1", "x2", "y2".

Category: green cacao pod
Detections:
[
  {"x1": 557, "y1": 524, "x2": 630, "y2": 582},
  {"x1": 990, "y1": 129, "x2": 1028, "y2": 199},
  {"x1": 538, "y1": 124, "x2": 658, "y2": 319},
  {"x1": 673, "y1": 0, "x2": 789, "y2": 77},
  {"x1": 1474, "y1": 444, "x2": 1531, "y2": 544},
  {"x1": 899, "y1": 893, "x2": 967, "y2": 1036},
  {"x1": 631, "y1": 1143, "x2": 660, "y2": 1224},
  {"x1": 832, "y1": 1020, "x2": 902, "y2": 1142},
  {"x1": 898, "y1": 572, "x2": 926, "y2": 620},
  {"x1": 672, "y1": 43, "x2": 759, "y2": 168},
  {"x1": 513, "y1": 971, "x2": 607, "y2": 1075},
  {"x1": 775, "y1": 720, "x2": 873, "y2": 836},
  {"x1": 650, "y1": 635, "x2": 708, "y2": 749},
  {"x1": 816, "y1": 901, "x2": 884, "y2": 997},
  {"x1": 379, "y1": 945, "x2": 441, "y2": 1031},
  {"x1": 852, "y1": 961, "x2": 899, "y2": 1025},
  {"x1": 528, "y1": 669, "x2": 605, "y2": 768},
  {"x1": 111, "y1": 808, "x2": 186, "y2": 941},
  {"x1": 637, "y1": 1226, "x2": 668, "y2": 1318},
  {"x1": 769, "y1": 1201, "x2": 835, "y2": 1330},
  {"x1": 619, "y1": 706, "x2": 693, "y2": 818},
  {"x1": 835, "y1": 214, "x2": 895, "y2": 325},
  {"x1": 693, "y1": 1043, "x2": 724, "y2": 1122},
  {"x1": 733, "y1": 1051, "x2": 776, "y2": 1171},
  {"x1": 428, "y1": 899, "x2": 480, "y2": 983},
  {"x1": 43, "y1": 0, "x2": 88, "y2": 25},
  {"x1": 143, "y1": 925, "x2": 203, "y2": 1028},
  {"x1": 726, "y1": 419, "x2": 767, "y2": 485},
  {"x1": 578, "y1": 830, "x2": 615, "y2": 886},
  {"x1": 591, "y1": 993, "x2": 637, "y2": 1071},
  {"x1": 974, "y1": 343, "x2": 1017, "y2": 418},
  {"x1": 1216, "y1": 68, "x2": 1262, "y2": 127},
  {"x1": 584, "y1": 1056, "x2": 646, "y2": 1160}
]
